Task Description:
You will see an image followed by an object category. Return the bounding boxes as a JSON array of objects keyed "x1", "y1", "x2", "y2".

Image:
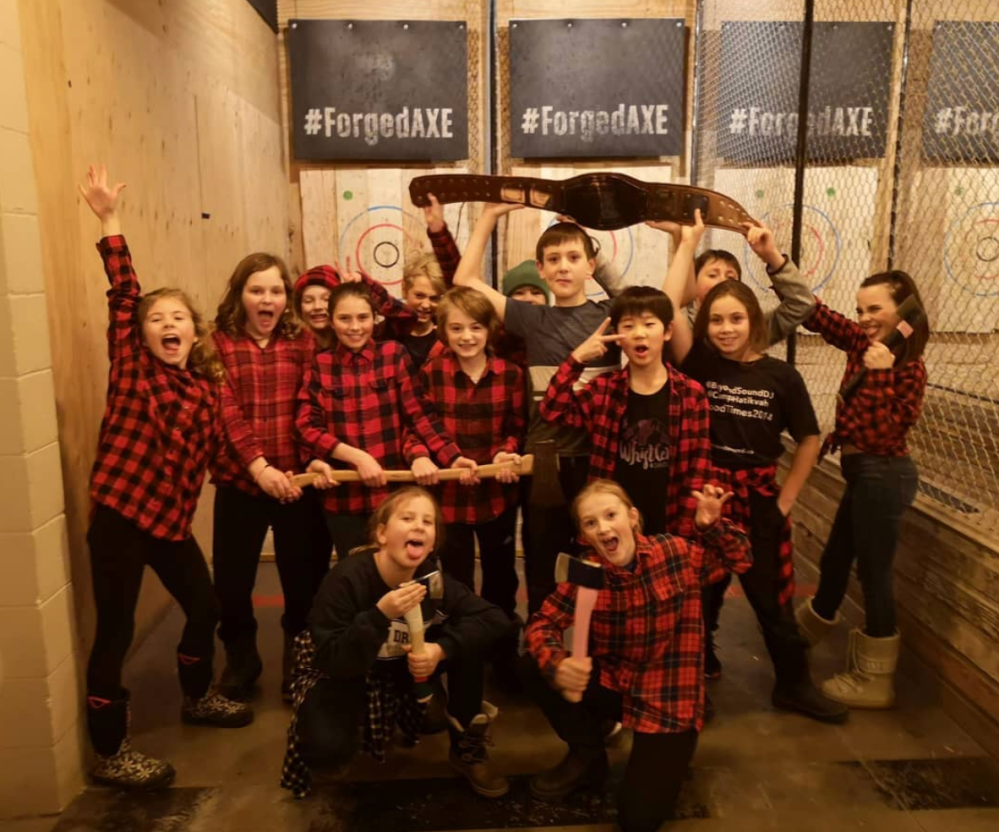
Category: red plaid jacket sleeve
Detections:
[
  {"x1": 804, "y1": 297, "x2": 868, "y2": 352},
  {"x1": 295, "y1": 355, "x2": 340, "y2": 461},
  {"x1": 99, "y1": 235, "x2": 143, "y2": 367},
  {"x1": 524, "y1": 583, "x2": 576, "y2": 686},
  {"x1": 213, "y1": 332, "x2": 265, "y2": 469},
  {"x1": 696, "y1": 519, "x2": 753, "y2": 586},
  {"x1": 849, "y1": 361, "x2": 927, "y2": 448},
  {"x1": 669, "y1": 373, "x2": 713, "y2": 539},
  {"x1": 362, "y1": 272, "x2": 414, "y2": 324},
  {"x1": 428, "y1": 225, "x2": 461, "y2": 286},
  {"x1": 396, "y1": 351, "x2": 462, "y2": 467},
  {"x1": 539, "y1": 355, "x2": 593, "y2": 428}
]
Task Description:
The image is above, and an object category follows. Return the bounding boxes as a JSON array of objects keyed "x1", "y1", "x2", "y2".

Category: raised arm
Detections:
[
  {"x1": 452, "y1": 203, "x2": 523, "y2": 320},
  {"x1": 423, "y1": 193, "x2": 462, "y2": 286},
  {"x1": 741, "y1": 221, "x2": 816, "y2": 345},
  {"x1": 656, "y1": 210, "x2": 705, "y2": 365}
]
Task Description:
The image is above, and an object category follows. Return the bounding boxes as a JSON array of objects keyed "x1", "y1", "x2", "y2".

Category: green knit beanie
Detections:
[{"x1": 501, "y1": 260, "x2": 550, "y2": 302}]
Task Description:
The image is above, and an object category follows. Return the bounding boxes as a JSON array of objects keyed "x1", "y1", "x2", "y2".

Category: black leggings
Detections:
[
  {"x1": 86, "y1": 505, "x2": 218, "y2": 700},
  {"x1": 522, "y1": 656, "x2": 698, "y2": 832},
  {"x1": 438, "y1": 506, "x2": 519, "y2": 618},
  {"x1": 212, "y1": 486, "x2": 331, "y2": 642},
  {"x1": 296, "y1": 658, "x2": 485, "y2": 771}
]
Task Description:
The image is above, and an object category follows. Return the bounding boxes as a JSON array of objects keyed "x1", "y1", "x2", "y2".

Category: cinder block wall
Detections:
[{"x1": 0, "y1": 0, "x2": 84, "y2": 817}]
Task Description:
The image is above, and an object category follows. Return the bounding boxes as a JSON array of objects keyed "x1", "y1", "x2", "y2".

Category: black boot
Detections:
[
  {"x1": 217, "y1": 636, "x2": 263, "y2": 701},
  {"x1": 772, "y1": 643, "x2": 848, "y2": 724},
  {"x1": 704, "y1": 632, "x2": 722, "y2": 680},
  {"x1": 87, "y1": 692, "x2": 175, "y2": 790},
  {"x1": 530, "y1": 747, "x2": 609, "y2": 802},
  {"x1": 447, "y1": 703, "x2": 509, "y2": 798}
]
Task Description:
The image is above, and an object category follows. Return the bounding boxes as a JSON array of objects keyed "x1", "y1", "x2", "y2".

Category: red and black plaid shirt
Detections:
[
  {"x1": 805, "y1": 299, "x2": 927, "y2": 457},
  {"x1": 525, "y1": 523, "x2": 751, "y2": 734},
  {"x1": 295, "y1": 339, "x2": 462, "y2": 514},
  {"x1": 540, "y1": 357, "x2": 713, "y2": 538},
  {"x1": 210, "y1": 328, "x2": 315, "y2": 496},
  {"x1": 89, "y1": 236, "x2": 220, "y2": 541},
  {"x1": 407, "y1": 353, "x2": 525, "y2": 524},
  {"x1": 712, "y1": 465, "x2": 795, "y2": 608}
]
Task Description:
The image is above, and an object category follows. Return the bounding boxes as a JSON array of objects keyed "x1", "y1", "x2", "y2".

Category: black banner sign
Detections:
[
  {"x1": 288, "y1": 20, "x2": 468, "y2": 162},
  {"x1": 923, "y1": 22, "x2": 999, "y2": 163},
  {"x1": 509, "y1": 19, "x2": 685, "y2": 159},
  {"x1": 716, "y1": 21, "x2": 894, "y2": 163},
  {"x1": 246, "y1": 0, "x2": 277, "y2": 32}
]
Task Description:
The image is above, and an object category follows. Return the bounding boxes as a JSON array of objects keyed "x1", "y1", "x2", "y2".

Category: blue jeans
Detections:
[{"x1": 812, "y1": 454, "x2": 918, "y2": 637}]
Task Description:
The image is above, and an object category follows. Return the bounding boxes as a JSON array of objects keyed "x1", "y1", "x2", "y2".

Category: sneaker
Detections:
[
  {"x1": 182, "y1": 690, "x2": 254, "y2": 728},
  {"x1": 90, "y1": 740, "x2": 176, "y2": 790}
]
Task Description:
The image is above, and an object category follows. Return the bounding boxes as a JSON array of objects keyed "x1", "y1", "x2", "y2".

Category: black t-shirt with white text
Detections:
[
  {"x1": 682, "y1": 341, "x2": 818, "y2": 469},
  {"x1": 614, "y1": 384, "x2": 672, "y2": 535}
]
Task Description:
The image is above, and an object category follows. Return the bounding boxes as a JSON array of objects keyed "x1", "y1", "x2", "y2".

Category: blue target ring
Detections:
[
  {"x1": 743, "y1": 203, "x2": 842, "y2": 294},
  {"x1": 339, "y1": 204, "x2": 427, "y2": 286},
  {"x1": 943, "y1": 201, "x2": 999, "y2": 298}
]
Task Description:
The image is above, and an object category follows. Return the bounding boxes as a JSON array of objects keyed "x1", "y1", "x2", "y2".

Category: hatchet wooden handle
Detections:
[
  {"x1": 402, "y1": 606, "x2": 434, "y2": 704},
  {"x1": 289, "y1": 454, "x2": 533, "y2": 488},
  {"x1": 571, "y1": 586, "x2": 599, "y2": 659}
]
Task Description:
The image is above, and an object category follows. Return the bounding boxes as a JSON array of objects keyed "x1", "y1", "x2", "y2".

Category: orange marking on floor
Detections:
[{"x1": 253, "y1": 594, "x2": 285, "y2": 608}]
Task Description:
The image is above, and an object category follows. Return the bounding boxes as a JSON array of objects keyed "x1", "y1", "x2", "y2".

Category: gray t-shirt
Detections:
[{"x1": 504, "y1": 298, "x2": 620, "y2": 456}]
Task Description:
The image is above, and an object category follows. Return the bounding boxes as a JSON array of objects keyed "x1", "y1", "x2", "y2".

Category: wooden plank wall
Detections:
[
  {"x1": 19, "y1": 0, "x2": 289, "y2": 654},
  {"x1": 496, "y1": 1, "x2": 697, "y2": 283},
  {"x1": 277, "y1": 0, "x2": 490, "y2": 283}
]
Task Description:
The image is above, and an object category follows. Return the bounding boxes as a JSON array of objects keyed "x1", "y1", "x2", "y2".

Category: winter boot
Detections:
[
  {"x1": 795, "y1": 598, "x2": 841, "y2": 647},
  {"x1": 87, "y1": 693, "x2": 175, "y2": 790},
  {"x1": 182, "y1": 689, "x2": 254, "y2": 728},
  {"x1": 822, "y1": 629, "x2": 901, "y2": 709},
  {"x1": 217, "y1": 636, "x2": 263, "y2": 701},
  {"x1": 282, "y1": 630, "x2": 297, "y2": 703},
  {"x1": 530, "y1": 746, "x2": 609, "y2": 802},
  {"x1": 770, "y1": 638, "x2": 849, "y2": 724},
  {"x1": 447, "y1": 702, "x2": 509, "y2": 798}
]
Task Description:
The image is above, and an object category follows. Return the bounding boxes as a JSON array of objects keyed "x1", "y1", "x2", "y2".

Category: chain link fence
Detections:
[{"x1": 694, "y1": 0, "x2": 999, "y2": 535}]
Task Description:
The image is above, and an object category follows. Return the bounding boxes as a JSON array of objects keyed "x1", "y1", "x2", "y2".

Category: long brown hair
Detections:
[
  {"x1": 214, "y1": 252, "x2": 302, "y2": 339},
  {"x1": 137, "y1": 289, "x2": 225, "y2": 381},
  {"x1": 693, "y1": 280, "x2": 768, "y2": 356},
  {"x1": 859, "y1": 270, "x2": 930, "y2": 364}
]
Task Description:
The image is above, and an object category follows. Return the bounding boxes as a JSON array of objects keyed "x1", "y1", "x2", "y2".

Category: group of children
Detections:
[{"x1": 79, "y1": 163, "x2": 928, "y2": 832}]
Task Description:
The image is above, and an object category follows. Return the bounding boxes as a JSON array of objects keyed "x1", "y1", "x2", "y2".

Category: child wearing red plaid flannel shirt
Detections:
[
  {"x1": 296, "y1": 283, "x2": 477, "y2": 558},
  {"x1": 79, "y1": 165, "x2": 251, "y2": 792},
  {"x1": 795, "y1": 271, "x2": 928, "y2": 710},
  {"x1": 410, "y1": 286, "x2": 526, "y2": 677},
  {"x1": 680, "y1": 280, "x2": 847, "y2": 725},
  {"x1": 210, "y1": 255, "x2": 333, "y2": 703},
  {"x1": 524, "y1": 480, "x2": 750, "y2": 832}
]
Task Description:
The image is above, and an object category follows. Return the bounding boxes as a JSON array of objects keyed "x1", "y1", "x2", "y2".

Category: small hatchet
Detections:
[
  {"x1": 554, "y1": 553, "x2": 605, "y2": 703},
  {"x1": 401, "y1": 570, "x2": 444, "y2": 703}
]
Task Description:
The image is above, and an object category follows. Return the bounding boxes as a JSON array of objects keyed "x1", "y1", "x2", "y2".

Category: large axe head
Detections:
[
  {"x1": 415, "y1": 570, "x2": 444, "y2": 599},
  {"x1": 555, "y1": 553, "x2": 605, "y2": 590},
  {"x1": 529, "y1": 440, "x2": 566, "y2": 508}
]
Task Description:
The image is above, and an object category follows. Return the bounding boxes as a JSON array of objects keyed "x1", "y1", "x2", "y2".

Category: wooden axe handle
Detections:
[
  {"x1": 402, "y1": 605, "x2": 433, "y2": 703},
  {"x1": 289, "y1": 454, "x2": 533, "y2": 489}
]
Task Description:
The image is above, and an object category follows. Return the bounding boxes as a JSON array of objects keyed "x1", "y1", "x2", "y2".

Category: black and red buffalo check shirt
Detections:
[
  {"x1": 408, "y1": 353, "x2": 526, "y2": 524},
  {"x1": 540, "y1": 357, "x2": 713, "y2": 539},
  {"x1": 89, "y1": 236, "x2": 220, "y2": 541},
  {"x1": 296, "y1": 339, "x2": 462, "y2": 514},
  {"x1": 525, "y1": 524, "x2": 751, "y2": 734},
  {"x1": 210, "y1": 328, "x2": 315, "y2": 496},
  {"x1": 804, "y1": 299, "x2": 927, "y2": 457}
]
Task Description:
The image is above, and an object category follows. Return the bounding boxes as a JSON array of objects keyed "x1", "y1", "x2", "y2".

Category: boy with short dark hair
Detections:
[
  {"x1": 454, "y1": 205, "x2": 696, "y2": 613},
  {"x1": 540, "y1": 285, "x2": 711, "y2": 540}
]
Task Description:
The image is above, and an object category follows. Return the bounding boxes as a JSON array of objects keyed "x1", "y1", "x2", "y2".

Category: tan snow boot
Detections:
[
  {"x1": 447, "y1": 701, "x2": 509, "y2": 798},
  {"x1": 795, "y1": 598, "x2": 840, "y2": 647},
  {"x1": 821, "y1": 629, "x2": 900, "y2": 709}
]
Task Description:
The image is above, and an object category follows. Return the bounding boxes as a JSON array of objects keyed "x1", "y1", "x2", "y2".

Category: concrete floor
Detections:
[{"x1": 6, "y1": 561, "x2": 999, "y2": 832}]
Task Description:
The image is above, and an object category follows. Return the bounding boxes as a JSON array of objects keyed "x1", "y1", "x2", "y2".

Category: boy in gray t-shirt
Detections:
[{"x1": 453, "y1": 202, "x2": 691, "y2": 615}]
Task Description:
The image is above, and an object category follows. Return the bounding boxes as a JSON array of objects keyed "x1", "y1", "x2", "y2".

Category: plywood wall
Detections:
[
  {"x1": 277, "y1": 1, "x2": 490, "y2": 285},
  {"x1": 19, "y1": 0, "x2": 289, "y2": 655}
]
